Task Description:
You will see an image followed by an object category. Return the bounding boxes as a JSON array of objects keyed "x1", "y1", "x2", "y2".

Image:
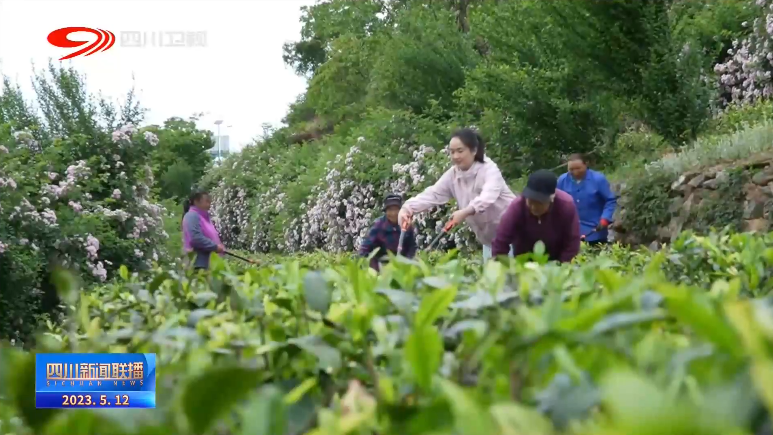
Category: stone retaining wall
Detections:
[{"x1": 611, "y1": 152, "x2": 773, "y2": 248}]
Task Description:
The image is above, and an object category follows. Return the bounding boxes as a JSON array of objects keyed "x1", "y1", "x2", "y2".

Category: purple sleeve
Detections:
[
  {"x1": 492, "y1": 199, "x2": 521, "y2": 257},
  {"x1": 558, "y1": 202, "x2": 581, "y2": 262}
]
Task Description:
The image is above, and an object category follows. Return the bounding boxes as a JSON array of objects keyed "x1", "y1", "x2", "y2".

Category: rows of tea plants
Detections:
[{"x1": 2, "y1": 229, "x2": 773, "y2": 435}]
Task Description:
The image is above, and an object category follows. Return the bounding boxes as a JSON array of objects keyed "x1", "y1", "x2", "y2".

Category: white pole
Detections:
[{"x1": 214, "y1": 120, "x2": 223, "y2": 163}]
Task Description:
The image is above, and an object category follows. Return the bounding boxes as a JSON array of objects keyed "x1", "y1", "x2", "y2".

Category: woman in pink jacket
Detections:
[{"x1": 398, "y1": 129, "x2": 517, "y2": 260}]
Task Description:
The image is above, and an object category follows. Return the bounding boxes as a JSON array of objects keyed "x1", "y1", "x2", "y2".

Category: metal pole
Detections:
[{"x1": 214, "y1": 120, "x2": 223, "y2": 163}]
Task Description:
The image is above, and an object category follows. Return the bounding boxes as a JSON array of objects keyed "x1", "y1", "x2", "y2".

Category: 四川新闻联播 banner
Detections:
[{"x1": 35, "y1": 353, "x2": 156, "y2": 409}]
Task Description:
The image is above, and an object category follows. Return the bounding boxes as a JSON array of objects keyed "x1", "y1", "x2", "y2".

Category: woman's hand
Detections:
[
  {"x1": 398, "y1": 208, "x2": 413, "y2": 230},
  {"x1": 446, "y1": 208, "x2": 471, "y2": 230},
  {"x1": 216, "y1": 243, "x2": 226, "y2": 254}
]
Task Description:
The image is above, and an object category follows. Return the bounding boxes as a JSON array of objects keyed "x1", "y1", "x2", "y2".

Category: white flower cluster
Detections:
[
  {"x1": 715, "y1": 0, "x2": 773, "y2": 105},
  {"x1": 111, "y1": 124, "x2": 136, "y2": 144},
  {"x1": 0, "y1": 178, "x2": 17, "y2": 190},
  {"x1": 210, "y1": 183, "x2": 254, "y2": 249},
  {"x1": 250, "y1": 186, "x2": 283, "y2": 252},
  {"x1": 0, "y1": 125, "x2": 169, "y2": 281},
  {"x1": 86, "y1": 205, "x2": 131, "y2": 222},
  {"x1": 84, "y1": 234, "x2": 100, "y2": 260},
  {"x1": 143, "y1": 131, "x2": 159, "y2": 146},
  {"x1": 284, "y1": 146, "x2": 382, "y2": 253},
  {"x1": 41, "y1": 160, "x2": 91, "y2": 199},
  {"x1": 128, "y1": 199, "x2": 168, "y2": 242},
  {"x1": 9, "y1": 198, "x2": 52, "y2": 226},
  {"x1": 12, "y1": 130, "x2": 41, "y2": 152}
]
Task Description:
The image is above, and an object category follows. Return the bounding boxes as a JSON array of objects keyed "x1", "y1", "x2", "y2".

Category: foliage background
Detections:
[
  {"x1": 204, "y1": 0, "x2": 769, "y2": 256},
  {"x1": 0, "y1": 64, "x2": 213, "y2": 344}
]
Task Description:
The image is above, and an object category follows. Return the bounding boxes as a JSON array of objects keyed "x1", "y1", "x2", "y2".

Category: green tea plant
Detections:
[{"x1": 1, "y1": 229, "x2": 773, "y2": 435}]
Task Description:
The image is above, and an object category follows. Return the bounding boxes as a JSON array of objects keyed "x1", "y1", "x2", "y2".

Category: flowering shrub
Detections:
[
  {"x1": 715, "y1": 0, "x2": 773, "y2": 105},
  {"x1": 0, "y1": 123, "x2": 168, "y2": 344},
  {"x1": 284, "y1": 140, "x2": 477, "y2": 253},
  {"x1": 205, "y1": 110, "x2": 480, "y2": 255}
]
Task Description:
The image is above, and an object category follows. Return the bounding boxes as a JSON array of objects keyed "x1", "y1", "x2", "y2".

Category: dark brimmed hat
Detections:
[
  {"x1": 383, "y1": 194, "x2": 402, "y2": 209},
  {"x1": 521, "y1": 170, "x2": 557, "y2": 203}
]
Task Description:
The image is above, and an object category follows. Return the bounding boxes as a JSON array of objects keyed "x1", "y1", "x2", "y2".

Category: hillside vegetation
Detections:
[{"x1": 203, "y1": 0, "x2": 773, "y2": 255}]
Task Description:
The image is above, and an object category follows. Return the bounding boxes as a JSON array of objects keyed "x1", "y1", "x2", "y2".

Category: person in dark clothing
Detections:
[
  {"x1": 557, "y1": 153, "x2": 617, "y2": 245},
  {"x1": 491, "y1": 170, "x2": 581, "y2": 263},
  {"x1": 359, "y1": 194, "x2": 417, "y2": 271}
]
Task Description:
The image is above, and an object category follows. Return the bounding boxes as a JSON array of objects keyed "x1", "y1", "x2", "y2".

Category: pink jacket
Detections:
[{"x1": 402, "y1": 157, "x2": 517, "y2": 246}]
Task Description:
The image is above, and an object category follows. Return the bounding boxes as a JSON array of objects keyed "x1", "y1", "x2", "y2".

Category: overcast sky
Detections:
[{"x1": 0, "y1": 0, "x2": 317, "y2": 151}]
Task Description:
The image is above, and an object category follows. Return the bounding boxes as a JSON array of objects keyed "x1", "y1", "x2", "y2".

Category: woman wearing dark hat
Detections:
[
  {"x1": 491, "y1": 170, "x2": 581, "y2": 263},
  {"x1": 359, "y1": 194, "x2": 417, "y2": 271}
]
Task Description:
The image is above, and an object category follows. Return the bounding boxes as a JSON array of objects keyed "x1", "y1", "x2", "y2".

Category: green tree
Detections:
[
  {"x1": 0, "y1": 78, "x2": 39, "y2": 133},
  {"x1": 160, "y1": 160, "x2": 196, "y2": 201},
  {"x1": 282, "y1": 0, "x2": 389, "y2": 77},
  {"x1": 670, "y1": 0, "x2": 754, "y2": 66},
  {"x1": 527, "y1": 0, "x2": 715, "y2": 143},
  {"x1": 31, "y1": 60, "x2": 146, "y2": 140},
  {"x1": 147, "y1": 117, "x2": 213, "y2": 199},
  {"x1": 366, "y1": 4, "x2": 478, "y2": 115}
]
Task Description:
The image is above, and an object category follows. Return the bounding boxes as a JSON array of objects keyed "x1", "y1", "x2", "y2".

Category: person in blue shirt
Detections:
[{"x1": 556, "y1": 154, "x2": 617, "y2": 245}]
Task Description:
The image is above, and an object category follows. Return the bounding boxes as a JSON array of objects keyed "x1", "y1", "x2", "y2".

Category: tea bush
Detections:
[{"x1": 1, "y1": 228, "x2": 773, "y2": 435}]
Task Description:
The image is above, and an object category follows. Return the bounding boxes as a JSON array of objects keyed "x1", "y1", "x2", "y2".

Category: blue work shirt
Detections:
[{"x1": 557, "y1": 169, "x2": 617, "y2": 242}]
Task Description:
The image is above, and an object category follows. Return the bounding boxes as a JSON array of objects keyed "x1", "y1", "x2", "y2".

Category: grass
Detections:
[
  {"x1": 160, "y1": 198, "x2": 183, "y2": 258},
  {"x1": 646, "y1": 121, "x2": 773, "y2": 176}
]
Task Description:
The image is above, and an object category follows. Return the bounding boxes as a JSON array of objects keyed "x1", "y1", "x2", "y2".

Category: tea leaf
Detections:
[
  {"x1": 288, "y1": 335, "x2": 342, "y2": 371},
  {"x1": 490, "y1": 403, "x2": 554, "y2": 435},
  {"x1": 9, "y1": 351, "x2": 60, "y2": 432},
  {"x1": 437, "y1": 378, "x2": 498, "y2": 435},
  {"x1": 405, "y1": 326, "x2": 443, "y2": 391},
  {"x1": 240, "y1": 386, "x2": 288, "y2": 435},
  {"x1": 415, "y1": 287, "x2": 457, "y2": 329},
  {"x1": 376, "y1": 288, "x2": 418, "y2": 311},
  {"x1": 182, "y1": 366, "x2": 262, "y2": 434},
  {"x1": 656, "y1": 283, "x2": 743, "y2": 358},
  {"x1": 304, "y1": 271, "x2": 331, "y2": 313}
]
